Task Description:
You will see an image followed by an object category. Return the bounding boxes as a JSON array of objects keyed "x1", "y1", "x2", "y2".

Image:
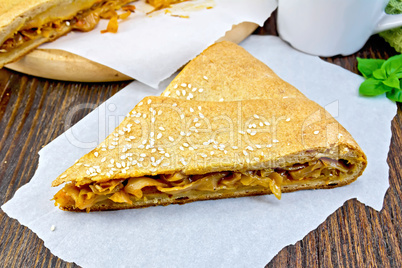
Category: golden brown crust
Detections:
[{"x1": 52, "y1": 41, "x2": 367, "y2": 211}]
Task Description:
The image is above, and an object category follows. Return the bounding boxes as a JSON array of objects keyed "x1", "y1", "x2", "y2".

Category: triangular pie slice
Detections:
[{"x1": 52, "y1": 42, "x2": 367, "y2": 212}]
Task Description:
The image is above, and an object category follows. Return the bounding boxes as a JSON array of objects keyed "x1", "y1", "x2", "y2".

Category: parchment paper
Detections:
[
  {"x1": 2, "y1": 36, "x2": 396, "y2": 267},
  {"x1": 40, "y1": 0, "x2": 277, "y2": 88}
]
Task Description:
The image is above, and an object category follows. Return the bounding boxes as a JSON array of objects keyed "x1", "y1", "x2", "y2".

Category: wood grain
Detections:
[{"x1": 0, "y1": 13, "x2": 401, "y2": 268}]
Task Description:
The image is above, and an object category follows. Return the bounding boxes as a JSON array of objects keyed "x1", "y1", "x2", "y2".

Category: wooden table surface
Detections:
[{"x1": 1, "y1": 13, "x2": 401, "y2": 268}]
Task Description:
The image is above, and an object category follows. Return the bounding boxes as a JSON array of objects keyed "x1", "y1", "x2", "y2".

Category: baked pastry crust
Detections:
[{"x1": 52, "y1": 41, "x2": 367, "y2": 211}]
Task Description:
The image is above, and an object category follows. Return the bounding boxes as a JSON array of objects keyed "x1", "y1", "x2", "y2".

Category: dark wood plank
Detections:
[{"x1": 0, "y1": 12, "x2": 401, "y2": 268}]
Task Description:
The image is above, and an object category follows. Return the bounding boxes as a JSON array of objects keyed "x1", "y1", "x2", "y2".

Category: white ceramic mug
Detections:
[{"x1": 277, "y1": 0, "x2": 402, "y2": 56}]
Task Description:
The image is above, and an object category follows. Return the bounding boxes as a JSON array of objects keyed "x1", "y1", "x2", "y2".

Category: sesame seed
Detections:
[
  {"x1": 232, "y1": 146, "x2": 238, "y2": 149},
  {"x1": 174, "y1": 84, "x2": 178, "y2": 89},
  {"x1": 165, "y1": 153, "x2": 170, "y2": 157},
  {"x1": 180, "y1": 131, "x2": 185, "y2": 136},
  {"x1": 192, "y1": 88, "x2": 197, "y2": 92},
  {"x1": 199, "y1": 88, "x2": 204, "y2": 93},
  {"x1": 173, "y1": 103, "x2": 177, "y2": 107},
  {"x1": 182, "y1": 90, "x2": 186, "y2": 96},
  {"x1": 314, "y1": 130, "x2": 320, "y2": 134},
  {"x1": 264, "y1": 121, "x2": 270, "y2": 126},
  {"x1": 101, "y1": 157, "x2": 106, "y2": 162},
  {"x1": 246, "y1": 146, "x2": 253, "y2": 151},
  {"x1": 159, "y1": 126, "x2": 165, "y2": 131},
  {"x1": 250, "y1": 131, "x2": 257, "y2": 136},
  {"x1": 50, "y1": 225, "x2": 56, "y2": 231},
  {"x1": 151, "y1": 117, "x2": 155, "y2": 123},
  {"x1": 183, "y1": 143, "x2": 189, "y2": 147},
  {"x1": 94, "y1": 152, "x2": 99, "y2": 157},
  {"x1": 188, "y1": 93, "x2": 194, "y2": 99},
  {"x1": 129, "y1": 136, "x2": 135, "y2": 139},
  {"x1": 164, "y1": 91, "x2": 171, "y2": 96},
  {"x1": 180, "y1": 114, "x2": 185, "y2": 119},
  {"x1": 239, "y1": 131, "x2": 245, "y2": 135},
  {"x1": 273, "y1": 139, "x2": 279, "y2": 143},
  {"x1": 190, "y1": 107, "x2": 194, "y2": 112},
  {"x1": 243, "y1": 150, "x2": 248, "y2": 156},
  {"x1": 158, "y1": 110, "x2": 163, "y2": 115},
  {"x1": 188, "y1": 84, "x2": 192, "y2": 88},
  {"x1": 195, "y1": 123, "x2": 201, "y2": 127},
  {"x1": 152, "y1": 148, "x2": 157, "y2": 153},
  {"x1": 134, "y1": 120, "x2": 140, "y2": 124},
  {"x1": 138, "y1": 102, "x2": 143, "y2": 106},
  {"x1": 210, "y1": 151, "x2": 215, "y2": 155},
  {"x1": 203, "y1": 76, "x2": 208, "y2": 80},
  {"x1": 179, "y1": 146, "x2": 184, "y2": 151},
  {"x1": 256, "y1": 145, "x2": 262, "y2": 148},
  {"x1": 169, "y1": 136, "x2": 174, "y2": 142},
  {"x1": 259, "y1": 122, "x2": 264, "y2": 127},
  {"x1": 181, "y1": 83, "x2": 187, "y2": 87},
  {"x1": 219, "y1": 98, "x2": 224, "y2": 102},
  {"x1": 150, "y1": 132, "x2": 154, "y2": 138},
  {"x1": 143, "y1": 114, "x2": 147, "y2": 118},
  {"x1": 140, "y1": 153, "x2": 146, "y2": 157},
  {"x1": 193, "y1": 118, "x2": 199, "y2": 122},
  {"x1": 60, "y1": 174, "x2": 67, "y2": 179},
  {"x1": 176, "y1": 90, "x2": 180, "y2": 96},
  {"x1": 198, "y1": 106, "x2": 202, "y2": 111},
  {"x1": 286, "y1": 118, "x2": 291, "y2": 122},
  {"x1": 157, "y1": 133, "x2": 162, "y2": 139},
  {"x1": 116, "y1": 162, "x2": 122, "y2": 168},
  {"x1": 254, "y1": 114, "x2": 259, "y2": 119},
  {"x1": 147, "y1": 99, "x2": 152, "y2": 104},
  {"x1": 199, "y1": 113, "x2": 204, "y2": 118}
]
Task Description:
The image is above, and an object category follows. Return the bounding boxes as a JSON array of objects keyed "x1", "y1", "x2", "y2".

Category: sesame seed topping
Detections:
[
  {"x1": 256, "y1": 145, "x2": 262, "y2": 148},
  {"x1": 182, "y1": 90, "x2": 186, "y2": 96},
  {"x1": 314, "y1": 130, "x2": 320, "y2": 134},
  {"x1": 195, "y1": 123, "x2": 201, "y2": 127},
  {"x1": 246, "y1": 146, "x2": 254, "y2": 151},
  {"x1": 165, "y1": 153, "x2": 170, "y2": 157},
  {"x1": 254, "y1": 114, "x2": 259, "y2": 119},
  {"x1": 169, "y1": 136, "x2": 174, "y2": 142},
  {"x1": 273, "y1": 139, "x2": 279, "y2": 143},
  {"x1": 250, "y1": 131, "x2": 257, "y2": 136},
  {"x1": 286, "y1": 118, "x2": 291, "y2": 121},
  {"x1": 51, "y1": 225, "x2": 56, "y2": 231},
  {"x1": 60, "y1": 174, "x2": 67, "y2": 179},
  {"x1": 157, "y1": 133, "x2": 162, "y2": 139},
  {"x1": 179, "y1": 146, "x2": 184, "y2": 151},
  {"x1": 232, "y1": 146, "x2": 238, "y2": 149},
  {"x1": 140, "y1": 153, "x2": 146, "y2": 157},
  {"x1": 150, "y1": 132, "x2": 154, "y2": 138},
  {"x1": 243, "y1": 150, "x2": 248, "y2": 156},
  {"x1": 173, "y1": 103, "x2": 177, "y2": 107},
  {"x1": 183, "y1": 142, "x2": 189, "y2": 147},
  {"x1": 101, "y1": 157, "x2": 106, "y2": 162},
  {"x1": 264, "y1": 121, "x2": 270, "y2": 126},
  {"x1": 116, "y1": 162, "x2": 122, "y2": 168},
  {"x1": 138, "y1": 102, "x2": 143, "y2": 106},
  {"x1": 173, "y1": 84, "x2": 178, "y2": 89},
  {"x1": 267, "y1": 144, "x2": 272, "y2": 148},
  {"x1": 188, "y1": 93, "x2": 194, "y2": 99},
  {"x1": 181, "y1": 83, "x2": 187, "y2": 87},
  {"x1": 159, "y1": 126, "x2": 165, "y2": 131},
  {"x1": 180, "y1": 114, "x2": 185, "y2": 119},
  {"x1": 147, "y1": 99, "x2": 152, "y2": 104},
  {"x1": 199, "y1": 88, "x2": 204, "y2": 93},
  {"x1": 180, "y1": 131, "x2": 185, "y2": 136},
  {"x1": 190, "y1": 107, "x2": 194, "y2": 112},
  {"x1": 219, "y1": 98, "x2": 224, "y2": 102},
  {"x1": 164, "y1": 91, "x2": 171, "y2": 97},
  {"x1": 198, "y1": 106, "x2": 202, "y2": 111},
  {"x1": 210, "y1": 151, "x2": 215, "y2": 155},
  {"x1": 192, "y1": 88, "x2": 197, "y2": 92},
  {"x1": 176, "y1": 90, "x2": 180, "y2": 96},
  {"x1": 203, "y1": 76, "x2": 208, "y2": 80},
  {"x1": 158, "y1": 110, "x2": 162, "y2": 115},
  {"x1": 94, "y1": 152, "x2": 99, "y2": 157}
]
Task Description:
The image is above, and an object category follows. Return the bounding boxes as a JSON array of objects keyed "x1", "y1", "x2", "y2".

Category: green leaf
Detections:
[
  {"x1": 359, "y1": 78, "x2": 392, "y2": 96},
  {"x1": 382, "y1": 74, "x2": 400, "y2": 89},
  {"x1": 382, "y1": 54, "x2": 402, "y2": 78},
  {"x1": 357, "y1": 57, "x2": 385, "y2": 78},
  {"x1": 386, "y1": 88, "x2": 402, "y2": 102},
  {"x1": 373, "y1": 68, "x2": 387, "y2": 80}
]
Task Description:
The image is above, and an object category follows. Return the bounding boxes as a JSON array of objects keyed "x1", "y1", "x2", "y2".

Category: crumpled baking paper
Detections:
[
  {"x1": 2, "y1": 36, "x2": 396, "y2": 267},
  {"x1": 40, "y1": 0, "x2": 277, "y2": 88}
]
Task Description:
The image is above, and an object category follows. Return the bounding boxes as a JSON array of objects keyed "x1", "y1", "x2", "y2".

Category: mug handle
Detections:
[{"x1": 374, "y1": 11, "x2": 402, "y2": 33}]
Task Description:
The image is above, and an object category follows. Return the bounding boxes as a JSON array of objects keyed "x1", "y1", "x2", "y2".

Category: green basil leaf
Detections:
[
  {"x1": 357, "y1": 57, "x2": 385, "y2": 78},
  {"x1": 382, "y1": 54, "x2": 402, "y2": 78},
  {"x1": 359, "y1": 78, "x2": 392, "y2": 96},
  {"x1": 386, "y1": 88, "x2": 402, "y2": 102},
  {"x1": 382, "y1": 74, "x2": 400, "y2": 89},
  {"x1": 373, "y1": 68, "x2": 387, "y2": 80}
]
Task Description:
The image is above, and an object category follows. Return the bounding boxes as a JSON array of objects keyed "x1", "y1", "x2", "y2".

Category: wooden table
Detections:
[{"x1": 1, "y1": 13, "x2": 401, "y2": 267}]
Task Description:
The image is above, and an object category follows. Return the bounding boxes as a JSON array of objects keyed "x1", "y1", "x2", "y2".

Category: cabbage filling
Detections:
[
  {"x1": 0, "y1": 0, "x2": 131, "y2": 53},
  {"x1": 53, "y1": 157, "x2": 354, "y2": 211}
]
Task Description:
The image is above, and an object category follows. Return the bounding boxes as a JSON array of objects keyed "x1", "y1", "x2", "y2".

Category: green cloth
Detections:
[{"x1": 380, "y1": 0, "x2": 402, "y2": 53}]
